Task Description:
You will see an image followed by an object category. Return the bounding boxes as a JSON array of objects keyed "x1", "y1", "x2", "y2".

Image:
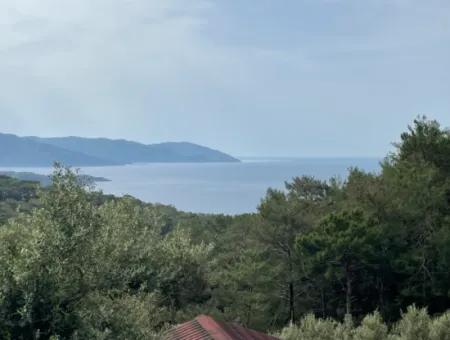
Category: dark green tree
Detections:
[{"x1": 297, "y1": 210, "x2": 383, "y2": 317}]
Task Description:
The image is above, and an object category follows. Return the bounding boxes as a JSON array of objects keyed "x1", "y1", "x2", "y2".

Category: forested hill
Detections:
[
  {"x1": 0, "y1": 133, "x2": 113, "y2": 167},
  {"x1": 26, "y1": 136, "x2": 240, "y2": 164},
  {"x1": 0, "y1": 171, "x2": 110, "y2": 186},
  {"x1": 0, "y1": 175, "x2": 40, "y2": 223},
  {"x1": 0, "y1": 133, "x2": 239, "y2": 166}
]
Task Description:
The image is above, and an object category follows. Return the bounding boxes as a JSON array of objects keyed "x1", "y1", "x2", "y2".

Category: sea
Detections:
[{"x1": 0, "y1": 158, "x2": 381, "y2": 215}]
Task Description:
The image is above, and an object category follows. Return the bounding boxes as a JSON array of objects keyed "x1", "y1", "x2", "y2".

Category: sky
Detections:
[{"x1": 1, "y1": 0, "x2": 449, "y2": 157}]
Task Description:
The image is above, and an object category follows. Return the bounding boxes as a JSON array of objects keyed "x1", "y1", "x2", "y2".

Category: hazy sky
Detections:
[{"x1": 1, "y1": 0, "x2": 449, "y2": 157}]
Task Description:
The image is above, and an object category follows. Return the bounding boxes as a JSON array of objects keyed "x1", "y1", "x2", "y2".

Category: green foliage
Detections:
[
  {"x1": 76, "y1": 292, "x2": 167, "y2": 339},
  {"x1": 0, "y1": 175, "x2": 38, "y2": 201},
  {"x1": 352, "y1": 312, "x2": 388, "y2": 340},
  {"x1": 256, "y1": 177, "x2": 332, "y2": 324},
  {"x1": 0, "y1": 165, "x2": 210, "y2": 339},
  {"x1": 390, "y1": 306, "x2": 431, "y2": 340},
  {"x1": 278, "y1": 314, "x2": 338, "y2": 340},
  {"x1": 0, "y1": 175, "x2": 40, "y2": 223},
  {"x1": 279, "y1": 308, "x2": 450, "y2": 340},
  {"x1": 0, "y1": 117, "x2": 449, "y2": 337},
  {"x1": 429, "y1": 312, "x2": 450, "y2": 340},
  {"x1": 395, "y1": 116, "x2": 450, "y2": 175},
  {"x1": 296, "y1": 210, "x2": 383, "y2": 317}
]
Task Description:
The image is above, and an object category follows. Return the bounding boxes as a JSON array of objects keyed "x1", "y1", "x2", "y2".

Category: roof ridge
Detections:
[
  {"x1": 196, "y1": 315, "x2": 234, "y2": 340},
  {"x1": 165, "y1": 315, "x2": 278, "y2": 340}
]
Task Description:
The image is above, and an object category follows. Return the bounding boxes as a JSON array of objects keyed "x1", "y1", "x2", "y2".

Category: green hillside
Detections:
[{"x1": 0, "y1": 118, "x2": 449, "y2": 339}]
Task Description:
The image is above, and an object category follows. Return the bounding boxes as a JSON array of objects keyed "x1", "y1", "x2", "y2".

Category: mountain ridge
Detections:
[
  {"x1": 0, "y1": 133, "x2": 116, "y2": 167},
  {"x1": 0, "y1": 133, "x2": 240, "y2": 166}
]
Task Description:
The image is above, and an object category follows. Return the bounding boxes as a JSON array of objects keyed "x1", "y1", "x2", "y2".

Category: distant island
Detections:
[
  {"x1": 0, "y1": 171, "x2": 110, "y2": 186},
  {"x1": 0, "y1": 133, "x2": 240, "y2": 166}
]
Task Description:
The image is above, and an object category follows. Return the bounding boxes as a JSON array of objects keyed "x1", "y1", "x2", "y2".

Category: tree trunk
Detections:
[
  {"x1": 321, "y1": 286, "x2": 326, "y2": 318},
  {"x1": 345, "y1": 263, "x2": 352, "y2": 316},
  {"x1": 289, "y1": 281, "x2": 295, "y2": 324},
  {"x1": 287, "y1": 248, "x2": 295, "y2": 324},
  {"x1": 377, "y1": 275, "x2": 385, "y2": 317}
]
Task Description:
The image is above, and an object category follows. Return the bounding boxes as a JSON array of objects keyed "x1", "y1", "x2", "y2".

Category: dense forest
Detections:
[
  {"x1": 0, "y1": 117, "x2": 449, "y2": 339},
  {"x1": 0, "y1": 176, "x2": 40, "y2": 224}
]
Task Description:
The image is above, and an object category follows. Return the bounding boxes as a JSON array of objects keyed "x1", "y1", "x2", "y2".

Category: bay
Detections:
[{"x1": 0, "y1": 158, "x2": 380, "y2": 214}]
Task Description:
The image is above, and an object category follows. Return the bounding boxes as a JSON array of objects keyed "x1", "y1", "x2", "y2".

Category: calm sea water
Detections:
[{"x1": 0, "y1": 158, "x2": 380, "y2": 214}]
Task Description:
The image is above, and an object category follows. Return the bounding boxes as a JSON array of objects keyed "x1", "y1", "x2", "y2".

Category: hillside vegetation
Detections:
[
  {"x1": 0, "y1": 175, "x2": 40, "y2": 224},
  {"x1": 0, "y1": 117, "x2": 448, "y2": 339},
  {"x1": 0, "y1": 171, "x2": 109, "y2": 187},
  {"x1": 0, "y1": 133, "x2": 239, "y2": 166}
]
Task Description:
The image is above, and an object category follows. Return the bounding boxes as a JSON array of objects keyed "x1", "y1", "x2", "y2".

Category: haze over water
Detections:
[{"x1": 1, "y1": 158, "x2": 380, "y2": 214}]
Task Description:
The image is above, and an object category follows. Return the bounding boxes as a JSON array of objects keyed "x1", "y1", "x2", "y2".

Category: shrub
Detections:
[
  {"x1": 353, "y1": 311, "x2": 388, "y2": 340},
  {"x1": 279, "y1": 306, "x2": 449, "y2": 340},
  {"x1": 390, "y1": 306, "x2": 430, "y2": 340},
  {"x1": 429, "y1": 311, "x2": 450, "y2": 340}
]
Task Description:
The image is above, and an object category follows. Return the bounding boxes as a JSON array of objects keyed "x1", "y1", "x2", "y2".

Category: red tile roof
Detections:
[{"x1": 164, "y1": 315, "x2": 279, "y2": 340}]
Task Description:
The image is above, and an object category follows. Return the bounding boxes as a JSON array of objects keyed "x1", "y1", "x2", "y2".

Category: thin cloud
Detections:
[{"x1": 0, "y1": 0, "x2": 449, "y2": 157}]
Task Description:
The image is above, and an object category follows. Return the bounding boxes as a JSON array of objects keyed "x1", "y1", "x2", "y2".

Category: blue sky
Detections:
[{"x1": 1, "y1": 0, "x2": 449, "y2": 157}]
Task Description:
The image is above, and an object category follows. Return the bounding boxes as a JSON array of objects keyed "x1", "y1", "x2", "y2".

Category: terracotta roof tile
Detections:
[{"x1": 164, "y1": 315, "x2": 278, "y2": 340}]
